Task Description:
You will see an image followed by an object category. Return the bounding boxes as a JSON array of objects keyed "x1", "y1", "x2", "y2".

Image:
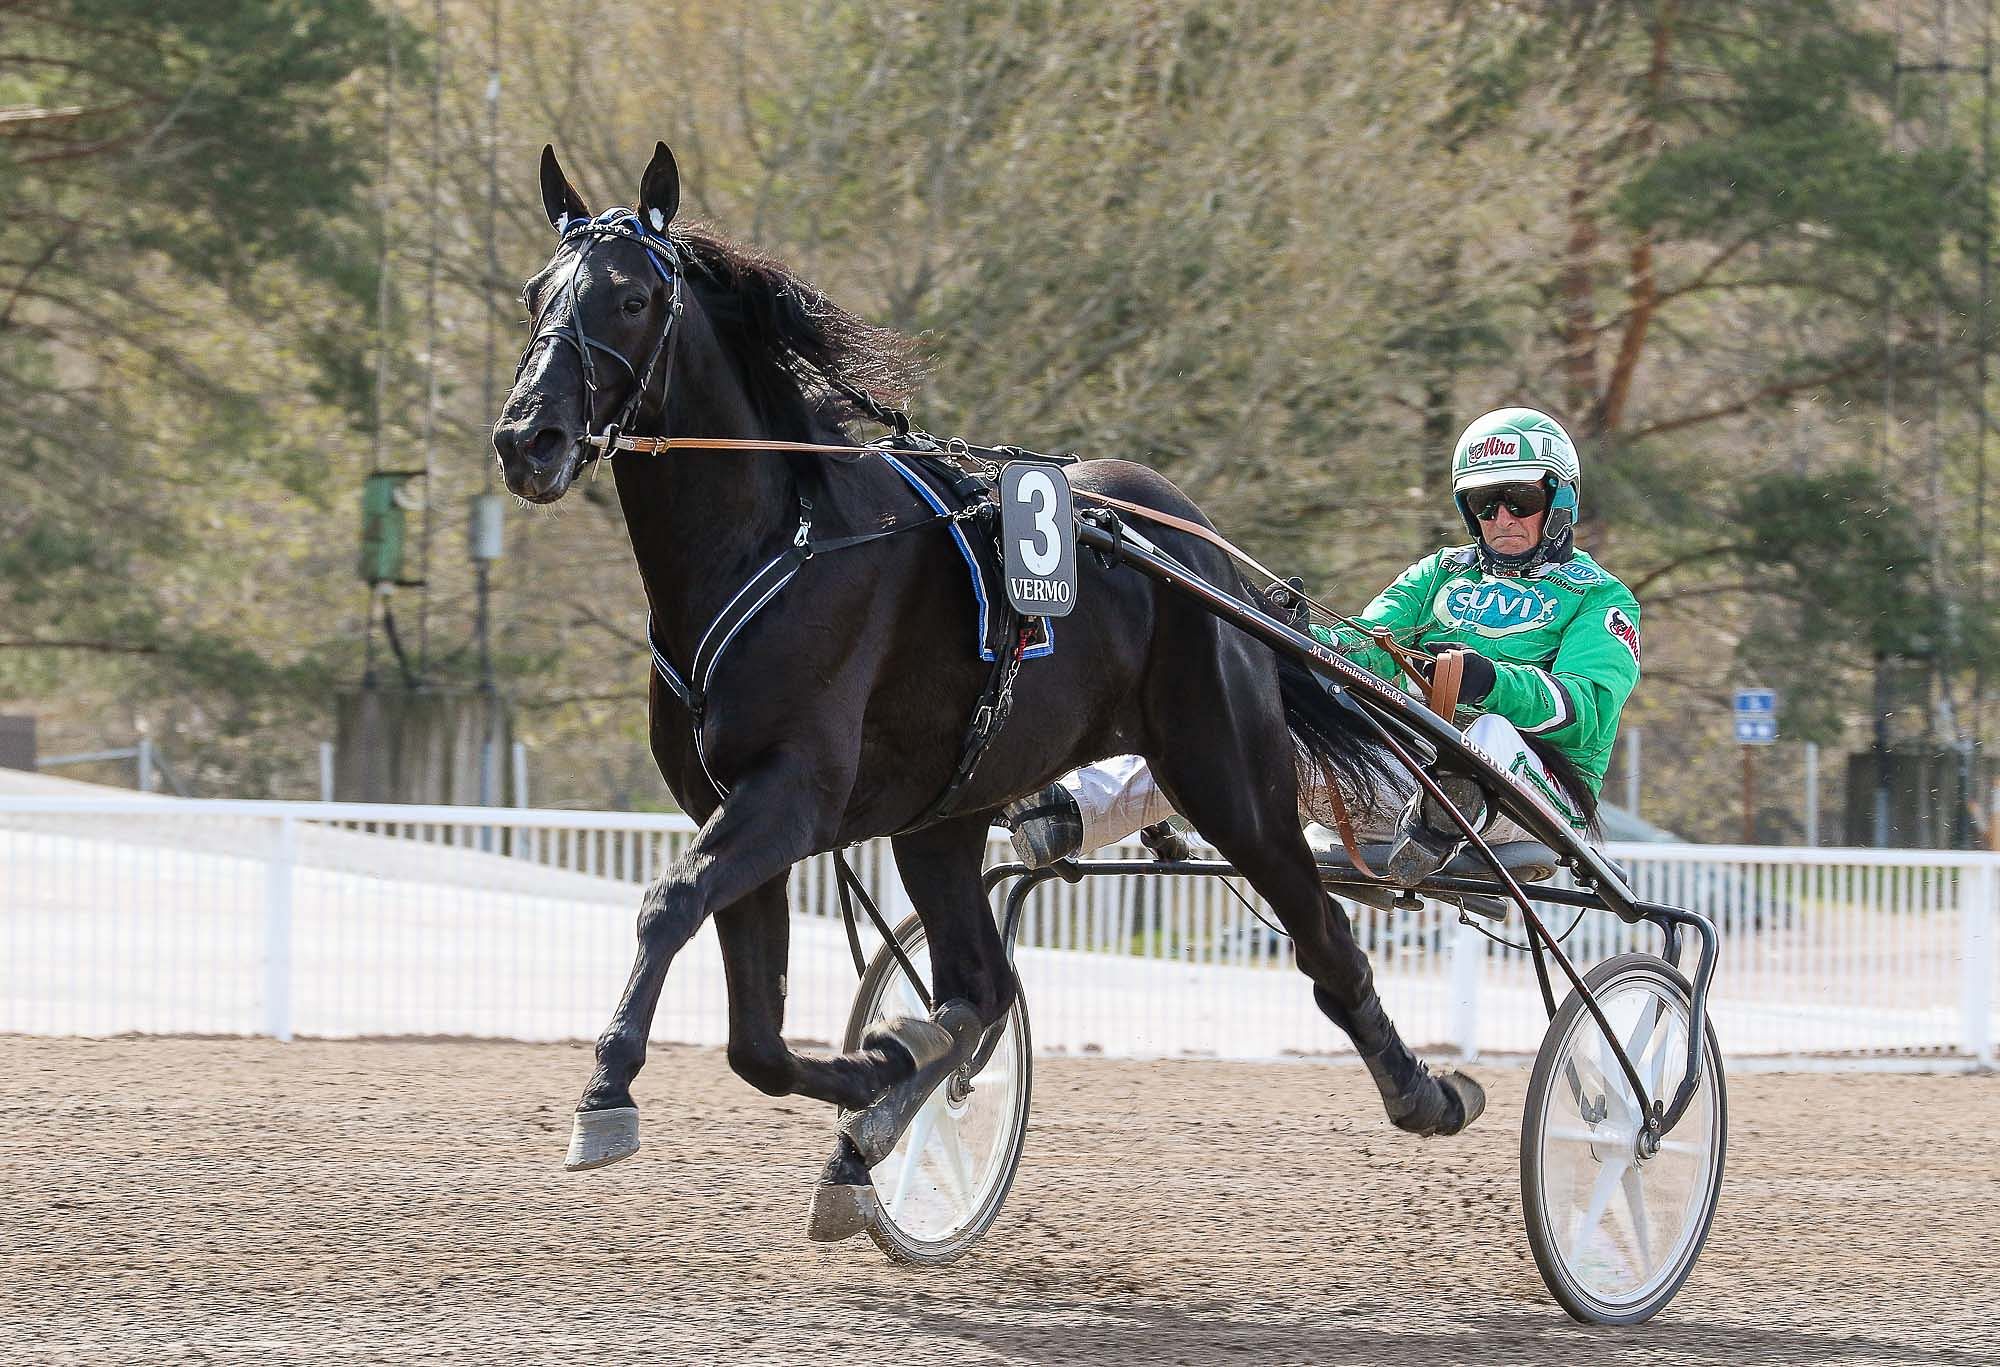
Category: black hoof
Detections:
[
  {"x1": 1388, "y1": 1067, "x2": 1485, "y2": 1137},
  {"x1": 1437, "y1": 1070, "x2": 1486, "y2": 1134},
  {"x1": 806, "y1": 1182, "x2": 878, "y2": 1243},
  {"x1": 821, "y1": 1135, "x2": 871, "y2": 1189}
]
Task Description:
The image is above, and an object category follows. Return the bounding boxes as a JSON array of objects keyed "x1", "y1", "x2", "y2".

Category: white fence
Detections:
[{"x1": 0, "y1": 796, "x2": 1993, "y2": 1068}]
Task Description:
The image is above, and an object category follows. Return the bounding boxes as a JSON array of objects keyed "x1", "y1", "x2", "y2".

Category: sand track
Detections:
[{"x1": 0, "y1": 1037, "x2": 1991, "y2": 1365}]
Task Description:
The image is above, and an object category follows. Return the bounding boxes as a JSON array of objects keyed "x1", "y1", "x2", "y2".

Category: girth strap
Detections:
[{"x1": 896, "y1": 617, "x2": 1032, "y2": 835}]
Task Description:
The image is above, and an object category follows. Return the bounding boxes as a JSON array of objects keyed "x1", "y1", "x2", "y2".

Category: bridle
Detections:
[{"x1": 514, "y1": 208, "x2": 685, "y2": 466}]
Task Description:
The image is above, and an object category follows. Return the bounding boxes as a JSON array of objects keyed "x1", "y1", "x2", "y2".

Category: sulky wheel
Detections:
[
  {"x1": 1520, "y1": 951, "x2": 1727, "y2": 1325},
  {"x1": 840, "y1": 913, "x2": 1032, "y2": 1265}
]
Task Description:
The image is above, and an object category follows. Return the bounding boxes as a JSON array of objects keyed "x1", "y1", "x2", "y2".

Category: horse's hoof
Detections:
[
  {"x1": 565, "y1": 1106, "x2": 640, "y2": 1171},
  {"x1": 1436, "y1": 1070, "x2": 1486, "y2": 1135},
  {"x1": 1387, "y1": 1068, "x2": 1485, "y2": 1138},
  {"x1": 806, "y1": 1182, "x2": 878, "y2": 1243}
]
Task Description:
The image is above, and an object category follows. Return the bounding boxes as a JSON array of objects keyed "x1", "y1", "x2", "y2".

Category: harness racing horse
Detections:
[{"x1": 492, "y1": 142, "x2": 1486, "y2": 1238}]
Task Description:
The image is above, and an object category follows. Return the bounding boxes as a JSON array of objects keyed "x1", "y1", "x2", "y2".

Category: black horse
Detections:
[{"x1": 492, "y1": 142, "x2": 1484, "y2": 1239}]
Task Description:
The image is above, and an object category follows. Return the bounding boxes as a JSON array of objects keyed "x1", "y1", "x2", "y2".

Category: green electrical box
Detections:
[{"x1": 358, "y1": 471, "x2": 426, "y2": 586}]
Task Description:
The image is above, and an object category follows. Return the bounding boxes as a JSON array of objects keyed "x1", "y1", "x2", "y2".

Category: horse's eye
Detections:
[{"x1": 621, "y1": 295, "x2": 648, "y2": 317}]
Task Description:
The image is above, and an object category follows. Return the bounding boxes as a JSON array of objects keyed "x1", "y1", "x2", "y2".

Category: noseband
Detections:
[{"x1": 515, "y1": 208, "x2": 685, "y2": 461}]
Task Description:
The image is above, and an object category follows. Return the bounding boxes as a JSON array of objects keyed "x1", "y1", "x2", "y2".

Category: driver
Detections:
[{"x1": 1002, "y1": 407, "x2": 1642, "y2": 885}]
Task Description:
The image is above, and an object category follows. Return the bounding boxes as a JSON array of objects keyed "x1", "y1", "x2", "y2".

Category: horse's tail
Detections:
[
  {"x1": 1249, "y1": 585, "x2": 1600, "y2": 837},
  {"x1": 1522, "y1": 735, "x2": 1602, "y2": 835},
  {"x1": 1269, "y1": 648, "x2": 1394, "y2": 811},
  {"x1": 1244, "y1": 586, "x2": 1395, "y2": 813}
]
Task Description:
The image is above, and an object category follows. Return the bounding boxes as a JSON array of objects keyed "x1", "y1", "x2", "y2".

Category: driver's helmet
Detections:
[{"x1": 1449, "y1": 406, "x2": 1581, "y2": 572}]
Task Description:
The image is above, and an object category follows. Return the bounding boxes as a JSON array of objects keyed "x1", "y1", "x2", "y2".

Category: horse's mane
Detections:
[{"x1": 674, "y1": 226, "x2": 923, "y2": 434}]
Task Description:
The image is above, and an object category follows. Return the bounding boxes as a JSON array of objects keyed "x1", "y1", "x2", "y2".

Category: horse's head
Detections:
[{"x1": 493, "y1": 142, "x2": 684, "y2": 503}]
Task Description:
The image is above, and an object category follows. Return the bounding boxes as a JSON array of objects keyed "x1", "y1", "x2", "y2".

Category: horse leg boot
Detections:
[
  {"x1": 809, "y1": 815, "x2": 1018, "y2": 1242},
  {"x1": 806, "y1": 997, "x2": 986, "y2": 1242},
  {"x1": 1315, "y1": 982, "x2": 1485, "y2": 1137},
  {"x1": 568, "y1": 761, "x2": 838, "y2": 1171}
]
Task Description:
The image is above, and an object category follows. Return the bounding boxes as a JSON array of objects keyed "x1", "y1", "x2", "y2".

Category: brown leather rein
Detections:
[{"x1": 586, "y1": 430, "x2": 1466, "y2": 875}]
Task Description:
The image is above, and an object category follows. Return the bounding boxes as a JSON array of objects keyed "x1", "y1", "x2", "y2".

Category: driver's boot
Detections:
[
  {"x1": 1000, "y1": 782, "x2": 1084, "y2": 870},
  {"x1": 1383, "y1": 775, "x2": 1487, "y2": 888}
]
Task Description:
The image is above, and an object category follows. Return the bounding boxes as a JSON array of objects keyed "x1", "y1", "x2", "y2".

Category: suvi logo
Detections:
[{"x1": 1435, "y1": 579, "x2": 1558, "y2": 635}]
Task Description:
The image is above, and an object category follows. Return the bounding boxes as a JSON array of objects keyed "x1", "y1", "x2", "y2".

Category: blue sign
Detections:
[{"x1": 1733, "y1": 688, "x2": 1778, "y2": 745}]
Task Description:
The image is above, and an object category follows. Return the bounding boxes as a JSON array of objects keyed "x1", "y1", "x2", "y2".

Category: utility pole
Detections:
[
  {"x1": 1742, "y1": 747, "x2": 1756, "y2": 846},
  {"x1": 474, "y1": 0, "x2": 505, "y2": 811},
  {"x1": 1805, "y1": 741, "x2": 1820, "y2": 848},
  {"x1": 416, "y1": 0, "x2": 446, "y2": 675},
  {"x1": 1894, "y1": 1, "x2": 1996, "y2": 849}
]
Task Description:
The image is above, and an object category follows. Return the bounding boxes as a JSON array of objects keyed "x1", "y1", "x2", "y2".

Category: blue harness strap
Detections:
[{"x1": 880, "y1": 453, "x2": 1054, "y2": 663}]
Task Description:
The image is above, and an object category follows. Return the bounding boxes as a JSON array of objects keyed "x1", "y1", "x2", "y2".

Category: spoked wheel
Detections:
[
  {"x1": 839, "y1": 913, "x2": 1032, "y2": 1265},
  {"x1": 1521, "y1": 951, "x2": 1727, "y2": 1325}
]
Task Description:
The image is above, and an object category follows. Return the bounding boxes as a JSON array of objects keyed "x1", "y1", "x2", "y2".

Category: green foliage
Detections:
[
  {"x1": 1729, "y1": 468, "x2": 1967, "y2": 740},
  {"x1": 2, "y1": 0, "x2": 1997, "y2": 832},
  {"x1": 1615, "y1": 26, "x2": 1975, "y2": 287},
  {"x1": 0, "y1": 0, "x2": 409, "y2": 766}
]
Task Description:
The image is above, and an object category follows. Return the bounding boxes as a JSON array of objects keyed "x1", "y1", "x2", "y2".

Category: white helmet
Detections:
[{"x1": 1450, "y1": 407, "x2": 1580, "y2": 570}]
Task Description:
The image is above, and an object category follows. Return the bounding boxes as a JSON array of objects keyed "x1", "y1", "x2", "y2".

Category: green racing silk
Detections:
[{"x1": 1308, "y1": 546, "x2": 1641, "y2": 795}]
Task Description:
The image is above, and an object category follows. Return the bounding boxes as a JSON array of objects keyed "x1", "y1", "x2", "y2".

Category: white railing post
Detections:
[
  {"x1": 264, "y1": 815, "x2": 297, "y2": 1042},
  {"x1": 1964, "y1": 856, "x2": 1995, "y2": 1068},
  {"x1": 1449, "y1": 909, "x2": 1483, "y2": 1062},
  {"x1": 882, "y1": 838, "x2": 915, "y2": 927}
]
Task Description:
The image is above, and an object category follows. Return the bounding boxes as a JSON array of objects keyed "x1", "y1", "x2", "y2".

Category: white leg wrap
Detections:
[{"x1": 1064, "y1": 755, "x2": 1180, "y2": 854}]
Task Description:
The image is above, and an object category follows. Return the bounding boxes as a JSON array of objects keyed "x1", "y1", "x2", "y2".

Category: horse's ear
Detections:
[
  {"x1": 540, "y1": 144, "x2": 590, "y2": 232},
  {"x1": 638, "y1": 141, "x2": 680, "y2": 234}
]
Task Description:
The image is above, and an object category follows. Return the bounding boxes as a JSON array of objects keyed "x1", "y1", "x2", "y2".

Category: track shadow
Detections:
[{"x1": 879, "y1": 1297, "x2": 1991, "y2": 1367}]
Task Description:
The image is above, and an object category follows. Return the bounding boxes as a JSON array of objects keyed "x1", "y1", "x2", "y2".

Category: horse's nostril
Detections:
[
  {"x1": 495, "y1": 422, "x2": 570, "y2": 473},
  {"x1": 523, "y1": 426, "x2": 570, "y2": 469}
]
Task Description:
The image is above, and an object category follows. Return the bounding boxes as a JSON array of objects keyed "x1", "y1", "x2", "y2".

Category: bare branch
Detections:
[
  {"x1": 0, "y1": 638, "x2": 160, "y2": 655},
  {"x1": 1627, "y1": 352, "x2": 1885, "y2": 441}
]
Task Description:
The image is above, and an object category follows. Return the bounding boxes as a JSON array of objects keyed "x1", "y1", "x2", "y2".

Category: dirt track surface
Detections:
[{"x1": 0, "y1": 1038, "x2": 1992, "y2": 1366}]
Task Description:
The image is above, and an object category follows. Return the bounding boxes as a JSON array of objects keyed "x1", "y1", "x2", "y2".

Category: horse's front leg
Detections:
[
  {"x1": 565, "y1": 760, "x2": 831, "y2": 1171},
  {"x1": 714, "y1": 874, "x2": 914, "y2": 1110}
]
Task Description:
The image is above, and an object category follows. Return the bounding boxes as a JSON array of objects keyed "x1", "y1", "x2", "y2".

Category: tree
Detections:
[
  {"x1": 1446, "y1": 1, "x2": 1979, "y2": 499},
  {"x1": 0, "y1": 1, "x2": 412, "y2": 775}
]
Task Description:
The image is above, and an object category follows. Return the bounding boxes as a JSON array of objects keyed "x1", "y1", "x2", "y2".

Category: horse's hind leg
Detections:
[
  {"x1": 1143, "y1": 646, "x2": 1483, "y2": 1138},
  {"x1": 714, "y1": 874, "x2": 914, "y2": 1110},
  {"x1": 809, "y1": 815, "x2": 1017, "y2": 1242}
]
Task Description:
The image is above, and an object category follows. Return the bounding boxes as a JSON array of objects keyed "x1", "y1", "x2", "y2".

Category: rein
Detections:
[
  {"x1": 586, "y1": 430, "x2": 1449, "y2": 700},
  {"x1": 548, "y1": 256, "x2": 1459, "y2": 859},
  {"x1": 524, "y1": 205, "x2": 1433, "y2": 698}
]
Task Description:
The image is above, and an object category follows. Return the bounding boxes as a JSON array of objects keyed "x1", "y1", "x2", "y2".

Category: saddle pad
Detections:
[{"x1": 881, "y1": 452, "x2": 1055, "y2": 663}]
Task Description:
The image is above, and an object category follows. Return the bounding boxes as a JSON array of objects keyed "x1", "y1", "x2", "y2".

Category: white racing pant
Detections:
[{"x1": 1065, "y1": 714, "x2": 1585, "y2": 855}]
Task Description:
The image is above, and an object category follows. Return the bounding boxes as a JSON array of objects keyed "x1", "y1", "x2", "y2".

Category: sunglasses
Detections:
[{"x1": 1468, "y1": 482, "x2": 1550, "y2": 521}]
